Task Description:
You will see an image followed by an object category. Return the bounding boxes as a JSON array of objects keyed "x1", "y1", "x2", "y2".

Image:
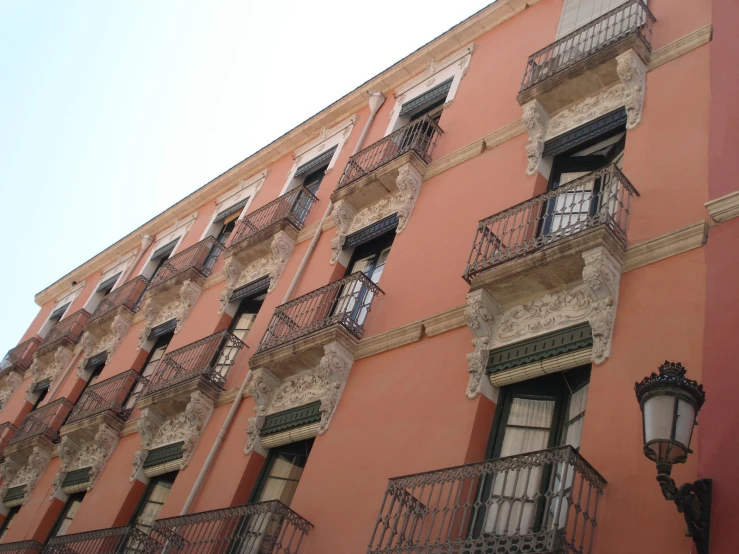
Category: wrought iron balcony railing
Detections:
[
  {"x1": 44, "y1": 525, "x2": 155, "y2": 554},
  {"x1": 148, "y1": 500, "x2": 312, "y2": 554},
  {"x1": 90, "y1": 275, "x2": 149, "y2": 322},
  {"x1": 37, "y1": 310, "x2": 91, "y2": 356},
  {"x1": 520, "y1": 0, "x2": 655, "y2": 92},
  {"x1": 143, "y1": 330, "x2": 246, "y2": 397},
  {"x1": 147, "y1": 236, "x2": 222, "y2": 291},
  {"x1": 229, "y1": 186, "x2": 318, "y2": 250},
  {"x1": 464, "y1": 164, "x2": 638, "y2": 282},
  {"x1": 66, "y1": 370, "x2": 147, "y2": 425},
  {"x1": 368, "y1": 446, "x2": 606, "y2": 554},
  {"x1": 256, "y1": 272, "x2": 383, "y2": 353},
  {"x1": 337, "y1": 115, "x2": 443, "y2": 190},
  {"x1": 8, "y1": 398, "x2": 74, "y2": 447},
  {"x1": 0, "y1": 541, "x2": 43, "y2": 554},
  {"x1": 1, "y1": 338, "x2": 41, "y2": 373}
]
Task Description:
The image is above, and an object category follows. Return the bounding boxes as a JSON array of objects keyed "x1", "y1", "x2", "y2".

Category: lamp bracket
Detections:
[{"x1": 657, "y1": 473, "x2": 712, "y2": 554}]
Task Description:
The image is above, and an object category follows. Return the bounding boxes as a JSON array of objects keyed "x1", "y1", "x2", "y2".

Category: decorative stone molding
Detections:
[
  {"x1": 582, "y1": 247, "x2": 621, "y2": 363},
  {"x1": 6, "y1": 447, "x2": 51, "y2": 504},
  {"x1": 130, "y1": 408, "x2": 162, "y2": 481},
  {"x1": 464, "y1": 290, "x2": 501, "y2": 400},
  {"x1": 137, "y1": 279, "x2": 202, "y2": 349},
  {"x1": 28, "y1": 346, "x2": 73, "y2": 391},
  {"x1": 245, "y1": 342, "x2": 354, "y2": 453},
  {"x1": 0, "y1": 372, "x2": 23, "y2": 410},
  {"x1": 77, "y1": 314, "x2": 131, "y2": 376},
  {"x1": 545, "y1": 85, "x2": 627, "y2": 139},
  {"x1": 218, "y1": 231, "x2": 295, "y2": 313},
  {"x1": 0, "y1": 458, "x2": 20, "y2": 500},
  {"x1": 706, "y1": 190, "x2": 739, "y2": 224},
  {"x1": 329, "y1": 162, "x2": 422, "y2": 264},
  {"x1": 52, "y1": 425, "x2": 120, "y2": 495},
  {"x1": 616, "y1": 49, "x2": 647, "y2": 130},
  {"x1": 466, "y1": 337, "x2": 492, "y2": 400},
  {"x1": 522, "y1": 100, "x2": 549, "y2": 176}
]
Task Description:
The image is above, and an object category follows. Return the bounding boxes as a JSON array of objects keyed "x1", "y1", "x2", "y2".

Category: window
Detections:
[
  {"x1": 39, "y1": 302, "x2": 70, "y2": 338},
  {"x1": 30, "y1": 380, "x2": 50, "y2": 410},
  {"x1": 289, "y1": 164, "x2": 325, "y2": 226},
  {"x1": 141, "y1": 239, "x2": 179, "y2": 282},
  {"x1": 251, "y1": 439, "x2": 314, "y2": 507},
  {"x1": 480, "y1": 366, "x2": 590, "y2": 537},
  {"x1": 125, "y1": 333, "x2": 172, "y2": 410},
  {"x1": 131, "y1": 472, "x2": 177, "y2": 535},
  {"x1": 213, "y1": 292, "x2": 266, "y2": 381},
  {"x1": 557, "y1": 0, "x2": 630, "y2": 38},
  {"x1": 77, "y1": 360, "x2": 106, "y2": 403},
  {"x1": 84, "y1": 272, "x2": 122, "y2": 313},
  {"x1": 542, "y1": 129, "x2": 625, "y2": 237},
  {"x1": 51, "y1": 492, "x2": 85, "y2": 537},
  {"x1": 0, "y1": 507, "x2": 19, "y2": 541}
]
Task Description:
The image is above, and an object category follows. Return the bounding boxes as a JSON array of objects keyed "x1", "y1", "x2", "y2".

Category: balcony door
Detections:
[
  {"x1": 290, "y1": 167, "x2": 324, "y2": 226},
  {"x1": 481, "y1": 366, "x2": 590, "y2": 537},
  {"x1": 542, "y1": 131, "x2": 625, "y2": 238}
]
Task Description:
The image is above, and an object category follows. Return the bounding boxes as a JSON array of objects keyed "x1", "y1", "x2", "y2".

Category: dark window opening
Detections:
[
  {"x1": 31, "y1": 381, "x2": 50, "y2": 411},
  {"x1": 291, "y1": 165, "x2": 325, "y2": 225},
  {"x1": 124, "y1": 333, "x2": 173, "y2": 411},
  {"x1": 250, "y1": 439, "x2": 314, "y2": 507},
  {"x1": 130, "y1": 472, "x2": 177, "y2": 535},
  {"x1": 50, "y1": 492, "x2": 86, "y2": 537}
]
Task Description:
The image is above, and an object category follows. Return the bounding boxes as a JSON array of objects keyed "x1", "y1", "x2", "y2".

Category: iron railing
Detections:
[
  {"x1": 66, "y1": 370, "x2": 147, "y2": 425},
  {"x1": 147, "y1": 236, "x2": 222, "y2": 291},
  {"x1": 44, "y1": 525, "x2": 155, "y2": 554},
  {"x1": 8, "y1": 398, "x2": 74, "y2": 446},
  {"x1": 464, "y1": 164, "x2": 638, "y2": 281},
  {"x1": 1, "y1": 338, "x2": 41, "y2": 372},
  {"x1": 520, "y1": 0, "x2": 655, "y2": 91},
  {"x1": 257, "y1": 272, "x2": 383, "y2": 353},
  {"x1": 0, "y1": 422, "x2": 17, "y2": 453},
  {"x1": 229, "y1": 186, "x2": 318, "y2": 250},
  {"x1": 337, "y1": 115, "x2": 443, "y2": 190},
  {"x1": 0, "y1": 541, "x2": 44, "y2": 553},
  {"x1": 148, "y1": 500, "x2": 312, "y2": 554},
  {"x1": 143, "y1": 330, "x2": 246, "y2": 397},
  {"x1": 368, "y1": 446, "x2": 606, "y2": 554},
  {"x1": 38, "y1": 310, "x2": 91, "y2": 355},
  {"x1": 90, "y1": 276, "x2": 149, "y2": 321}
]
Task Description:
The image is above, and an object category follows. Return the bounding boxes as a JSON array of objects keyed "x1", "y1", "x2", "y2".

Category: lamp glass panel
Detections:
[
  {"x1": 674, "y1": 398, "x2": 696, "y2": 448},
  {"x1": 643, "y1": 395, "x2": 675, "y2": 443}
]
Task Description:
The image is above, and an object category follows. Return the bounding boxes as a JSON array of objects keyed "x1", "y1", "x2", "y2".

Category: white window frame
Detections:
[
  {"x1": 38, "y1": 283, "x2": 85, "y2": 337},
  {"x1": 279, "y1": 115, "x2": 358, "y2": 195},
  {"x1": 385, "y1": 44, "x2": 475, "y2": 136},
  {"x1": 81, "y1": 252, "x2": 137, "y2": 313},
  {"x1": 138, "y1": 212, "x2": 198, "y2": 280},
  {"x1": 199, "y1": 171, "x2": 267, "y2": 241}
]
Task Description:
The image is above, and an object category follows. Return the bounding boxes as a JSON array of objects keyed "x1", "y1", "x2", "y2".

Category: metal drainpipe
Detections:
[{"x1": 179, "y1": 91, "x2": 385, "y2": 515}]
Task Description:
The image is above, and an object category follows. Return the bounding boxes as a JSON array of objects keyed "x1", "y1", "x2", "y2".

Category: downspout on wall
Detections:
[{"x1": 179, "y1": 91, "x2": 386, "y2": 515}]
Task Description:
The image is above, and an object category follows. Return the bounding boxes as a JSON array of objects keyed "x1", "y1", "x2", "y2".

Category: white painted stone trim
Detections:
[{"x1": 706, "y1": 190, "x2": 739, "y2": 224}]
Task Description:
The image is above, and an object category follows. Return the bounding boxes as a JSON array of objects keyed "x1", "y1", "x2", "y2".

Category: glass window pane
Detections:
[
  {"x1": 506, "y1": 398, "x2": 555, "y2": 428},
  {"x1": 568, "y1": 384, "x2": 589, "y2": 420}
]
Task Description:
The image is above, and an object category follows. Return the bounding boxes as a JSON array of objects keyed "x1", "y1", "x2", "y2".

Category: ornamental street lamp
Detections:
[{"x1": 635, "y1": 361, "x2": 711, "y2": 554}]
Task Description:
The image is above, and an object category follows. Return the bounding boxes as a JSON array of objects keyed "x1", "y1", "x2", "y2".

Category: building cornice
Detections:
[
  {"x1": 35, "y1": 0, "x2": 538, "y2": 306},
  {"x1": 705, "y1": 190, "x2": 739, "y2": 224}
]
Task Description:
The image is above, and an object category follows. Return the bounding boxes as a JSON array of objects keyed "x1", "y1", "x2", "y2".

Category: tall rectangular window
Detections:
[
  {"x1": 51, "y1": 492, "x2": 86, "y2": 537},
  {"x1": 251, "y1": 439, "x2": 314, "y2": 507},
  {"x1": 131, "y1": 472, "x2": 177, "y2": 535},
  {"x1": 0, "y1": 507, "x2": 19, "y2": 541},
  {"x1": 557, "y1": 0, "x2": 630, "y2": 38}
]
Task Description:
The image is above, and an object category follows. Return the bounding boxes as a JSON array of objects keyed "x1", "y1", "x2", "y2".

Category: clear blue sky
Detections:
[{"x1": 0, "y1": 0, "x2": 493, "y2": 355}]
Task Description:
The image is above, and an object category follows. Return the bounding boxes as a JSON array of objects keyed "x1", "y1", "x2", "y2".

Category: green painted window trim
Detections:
[
  {"x1": 399, "y1": 79, "x2": 452, "y2": 116},
  {"x1": 62, "y1": 467, "x2": 91, "y2": 489},
  {"x1": 261, "y1": 402, "x2": 322, "y2": 437},
  {"x1": 143, "y1": 442, "x2": 184, "y2": 469},
  {"x1": 3, "y1": 486, "x2": 26, "y2": 503},
  {"x1": 488, "y1": 323, "x2": 593, "y2": 374}
]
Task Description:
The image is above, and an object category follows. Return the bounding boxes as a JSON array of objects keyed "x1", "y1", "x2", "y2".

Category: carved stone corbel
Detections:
[
  {"x1": 176, "y1": 280, "x2": 202, "y2": 333},
  {"x1": 0, "y1": 372, "x2": 23, "y2": 410},
  {"x1": 218, "y1": 258, "x2": 245, "y2": 314},
  {"x1": 138, "y1": 299, "x2": 163, "y2": 350},
  {"x1": 464, "y1": 290, "x2": 500, "y2": 400},
  {"x1": 130, "y1": 449, "x2": 149, "y2": 482},
  {"x1": 131, "y1": 408, "x2": 163, "y2": 479},
  {"x1": 582, "y1": 247, "x2": 622, "y2": 364},
  {"x1": 108, "y1": 314, "x2": 131, "y2": 360},
  {"x1": 616, "y1": 49, "x2": 648, "y2": 130},
  {"x1": 522, "y1": 99, "x2": 550, "y2": 176},
  {"x1": 87, "y1": 423, "x2": 120, "y2": 489},
  {"x1": 268, "y1": 231, "x2": 295, "y2": 292},
  {"x1": 51, "y1": 436, "x2": 81, "y2": 497},
  {"x1": 466, "y1": 337, "x2": 491, "y2": 400},
  {"x1": 21, "y1": 447, "x2": 51, "y2": 503},
  {"x1": 330, "y1": 200, "x2": 356, "y2": 265},
  {"x1": 316, "y1": 341, "x2": 354, "y2": 434},
  {"x1": 396, "y1": 163, "x2": 423, "y2": 233},
  {"x1": 0, "y1": 459, "x2": 20, "y2": 499},
  {"x1": 180, "y1": 391, "x2": 215, "y2": 468},
  {"x1": 244, "y1": 368, "x2": 279, "y2": 454},
  {"x1": 29, "y1": 346, "x2": 72, "y2": 392}
]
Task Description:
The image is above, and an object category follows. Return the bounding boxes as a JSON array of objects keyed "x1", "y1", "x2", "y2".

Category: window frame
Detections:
[
  {"x1": 49, "y1": 491, "x2": 86, "y2": 538},
  {"x1": 130, "y1": 471, "x2": 178, "y2": 534}
]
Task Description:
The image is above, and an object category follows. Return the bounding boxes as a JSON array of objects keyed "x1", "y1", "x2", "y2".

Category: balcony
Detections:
[
  {"x1": 35, "y1": 310, "x2": 90, "y2": 359},
  {"x1": 1, "y1": 338, "x2": 41, "y2": 376},
  {"x1": 250, "y1": 272, "x2": 382, "y2": 376},
  {"x1": 89, "y1": 275, "x2": 149, "y2": 324},
  {"x1": 464, "y1": 164, "x2": 637, "y2": 305},
  {"x1": 368, "y1": 446, "x2": 605, "y2": 554},
  {"x1": 148, "y1": 500, "x2": 312, "y2": 554},
  {"x1": 141, "y1": 330, "x2": 246, "y2": 405},
  {"x1": 144, "y1": 236, "x2": 222, "y2": 302},
  {"x1": 517, "y1": 0, "x2": 655, "y2": 113},
  {"x1": 44, "y1": 525, "x2": 153, "y2": 554},
  {"x1": 0, "y1": 542, "x2": 43, "y2": 554},
  {"x1": 228, "y1": 185, "x2": 317, "y2": 263},
  {"x1": 6, "y1": 399, "x2": 73, "y2": 450},
  {"x1": 0, "y1": 423, "x2": 17, "y2": 456}
]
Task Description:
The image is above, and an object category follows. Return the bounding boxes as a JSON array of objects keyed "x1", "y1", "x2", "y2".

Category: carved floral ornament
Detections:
[
  {"x1": 464, "y1": 247, "x2": 622, "y2": 399},
  {"x1": 0, "y1": 446, "x2": 52, "y2": 504},
  {"x1": 329, "y1": 163, "x2": 422, "y2": 264},
  {"x1": 27, "y1": 345, "x2": 74, "y2": 394},
  {"x1": 218, "y1": 231, "x2": 295, "y2": 314},
  {"x1": 50, "y1": 423, "x2": 120, "y2": 497},
  {"x1": 0, "y1": 372, "x2": 24, "y2": 410},
  {"x1": 77, "y1": 314, "x2": 132, "y2": 377},
  {"x1": 244, "y1": 341, "x2": 354, "y2": 454},
  {"x1": 523, "y1": 49, "x2": 647, "y2": 176},
  {"x1": 130, "y1": 391, "x2": 214, "y2": 481},
  {"x1": 137, "y1": 279, "x2": 203, "y2": 349}
]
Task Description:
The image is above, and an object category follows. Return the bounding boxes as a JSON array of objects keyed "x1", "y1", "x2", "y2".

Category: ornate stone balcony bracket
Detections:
[
  {"x1": 245, "y1": 341, "x2": 354, "y2": 454},
  {"x1": 0, "y1": 446, "x2": 51, "y2": 505},
  {"x1": 137, "y1": 279, "x2": 202, "y2": 350},
  {"x1": 77, "y1": 314, "x2": 132, "y2": 376},
  {"x1": 27, "y1": 345, "x2": 74, "y2": 394},
  {"x1": 464, "y1": 290, "x2": 501, "y2": 400}
]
